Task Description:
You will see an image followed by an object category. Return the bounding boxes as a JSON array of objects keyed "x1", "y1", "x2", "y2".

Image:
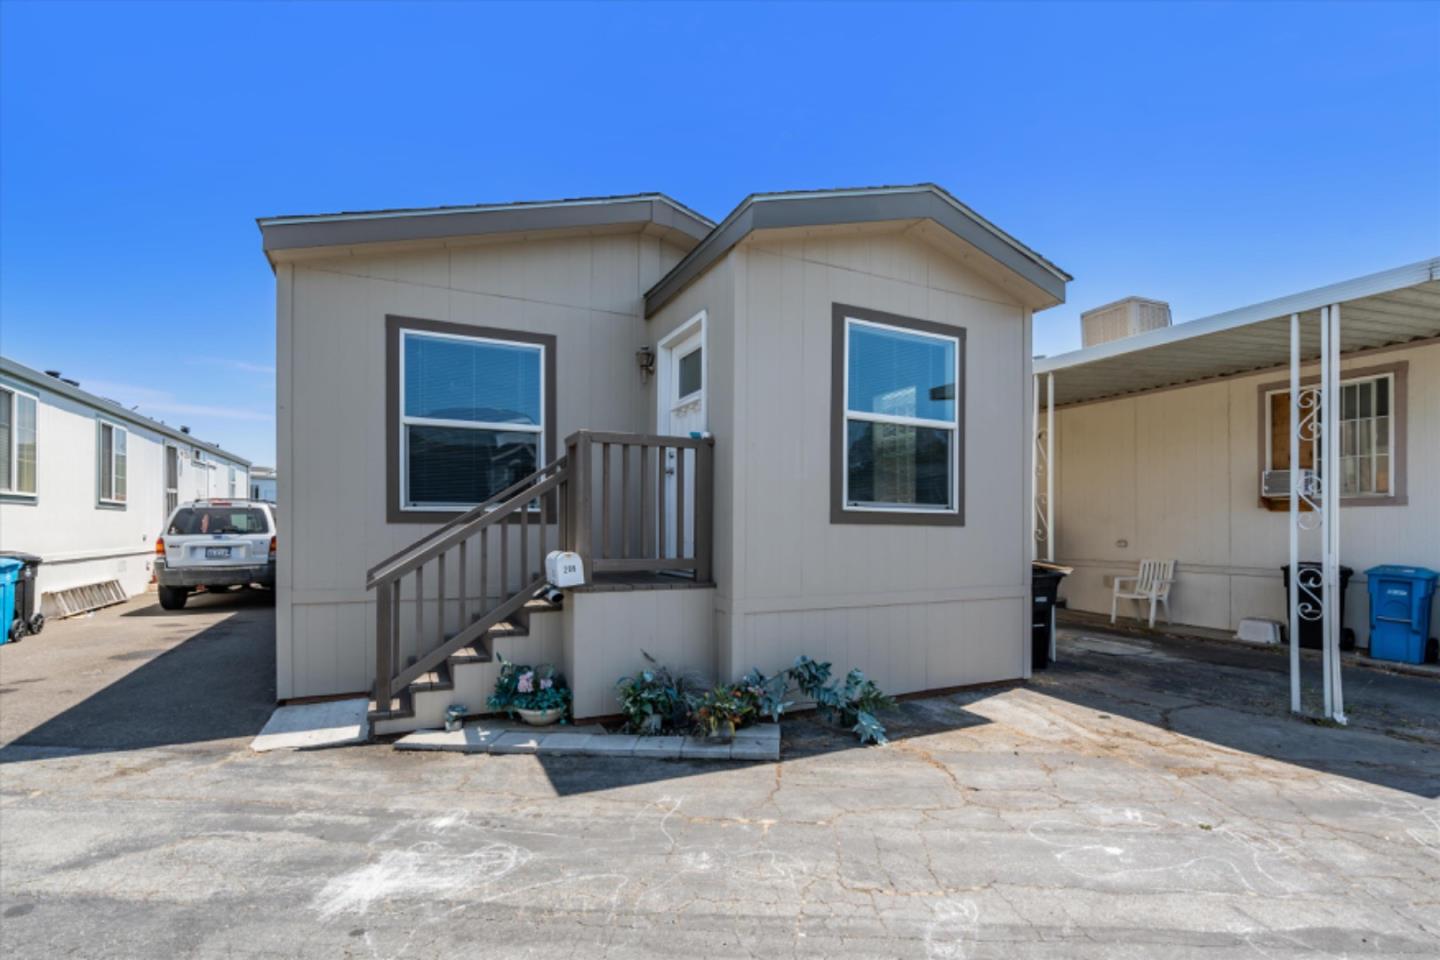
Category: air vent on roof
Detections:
[{"x1": 1081, "y1": 297, "x2": 1172, "y2": 347}]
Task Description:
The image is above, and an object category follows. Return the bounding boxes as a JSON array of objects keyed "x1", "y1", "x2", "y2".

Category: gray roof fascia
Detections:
[
  {"x1": 0, "y1": 356, "x2": 253, "y2": 467},
  {"x1": 1036, "y1": 256, "x2": 1440, "y2": 375},
  {"x1": 259, "y1": 194, "x2": 714, "y2": 259},
  {"x1": 644, "y1": 185, "x2": 1071, "y2": 317}
]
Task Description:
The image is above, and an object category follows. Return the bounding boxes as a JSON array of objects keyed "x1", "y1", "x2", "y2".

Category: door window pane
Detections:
[
  {"x1": 406, "y1": 426, "x2": 538, "y2": 506},
  {"x1": 846, "y1": 421, "x2": 951, "y2": 508},
  {"x1": 847, "y1": 323, "x2": 956, "y2": 421},
  {"x1": 678, "y1": 347, "x2": 702, "y2": 398},
  {"x1": 403, "y1": 333, "x2": 541, "y2": 424}
]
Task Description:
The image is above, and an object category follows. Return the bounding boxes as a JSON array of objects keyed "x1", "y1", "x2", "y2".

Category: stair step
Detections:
[
  {"x1": 367, "y1": 690, "x2": 414, "y2": 723},
  {"x1": 487, "y1": 618, "x2": 527, "y2": 639},
  {"x1": 412, "y1": 663, "x2": 453, "y2": 692},
  {"x1": 448, "y1": 640, "x2": 493, "y2": 666}
]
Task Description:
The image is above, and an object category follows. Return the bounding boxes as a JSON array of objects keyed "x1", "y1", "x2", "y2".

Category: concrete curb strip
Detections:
[{"x1": 392, "y1": 721, "x2": 780, "y2": 760}]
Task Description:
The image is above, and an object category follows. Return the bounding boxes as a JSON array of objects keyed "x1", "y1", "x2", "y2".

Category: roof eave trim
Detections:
[
  {"x1": 644, "y1": 186, "x2": 1069, "y2": 317},
  {"x1": 259, "y1": 194, "x2": 714, "y2": 259}
]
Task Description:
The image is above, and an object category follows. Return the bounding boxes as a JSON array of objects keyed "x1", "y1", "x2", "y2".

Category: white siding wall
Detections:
[
  {"x1": 277, "y1": 231, "x2": 689, "y2": 698},
  {"x1": 1054, "y1": 342, "x2": 1440, "y2": 641},
  {"x1": 0, "y1": 373, "x2": 249, "y2": 608}
]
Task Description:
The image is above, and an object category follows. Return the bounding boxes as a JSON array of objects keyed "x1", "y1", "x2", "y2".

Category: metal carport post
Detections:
[{"x1": 1288, "y1": 304, "x2": 1346, "y2": 724}]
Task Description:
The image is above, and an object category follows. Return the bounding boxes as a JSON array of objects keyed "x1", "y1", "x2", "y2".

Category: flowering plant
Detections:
[
  {"x1": 488, "y1": 656, "x2": 571, "y2": 718},
  {"x1": 693, "y1": 684, "x2": 757, "y2": 739}
]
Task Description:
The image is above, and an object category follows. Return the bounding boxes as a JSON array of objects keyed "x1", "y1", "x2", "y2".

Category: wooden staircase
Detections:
[
  {"x1": 368, "y1": 596, "x2": 563, "y2": 734},
  {"x1": 365, "y1": 429, "x2": 716, "y2": 735}
]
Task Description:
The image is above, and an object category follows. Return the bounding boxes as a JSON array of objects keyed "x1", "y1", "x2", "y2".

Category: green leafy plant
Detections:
[
  {"x1": 615, "y1": 651, "x2": 702, "y2": 735},
  {"x1": 738, "y1": 667, "x2": 792, "y2": 723},
  {"x1": 740, "y1": 656, "x2": 898, "y2": 745},
  {"x1": 488, "y1": 656, "x2": 572, "y2": 719}
]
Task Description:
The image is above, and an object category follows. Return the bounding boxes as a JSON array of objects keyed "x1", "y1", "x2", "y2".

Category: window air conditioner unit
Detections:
[{"x1": 1261, "y1": 468, "x2": 1316, "y2": 499}]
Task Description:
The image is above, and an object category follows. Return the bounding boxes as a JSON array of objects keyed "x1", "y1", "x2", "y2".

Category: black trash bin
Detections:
[
  {"x1": 1032, "y1": 562, "x2": 1069, "y2": 670},
  {"x1": 1280, "y1": 562, "x2": 1354, "y2": 651},
  {"x1": 0, "y1": 551, "x2": 45, "y2": 641}
]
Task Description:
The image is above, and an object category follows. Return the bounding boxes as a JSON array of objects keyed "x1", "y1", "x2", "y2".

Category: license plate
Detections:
[{"x1": 205, "y1": 547, "x2": 231, "y2": 559}]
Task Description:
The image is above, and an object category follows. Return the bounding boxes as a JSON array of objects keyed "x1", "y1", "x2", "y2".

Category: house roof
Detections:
[
  {"x1": 1035, "y1": 257, "x2": 1440, "y2": 407},
  {"x1": 0, "y1": 355, "x2": 252, "y2": 467},
  {"x1": 257, "y1": 193, "x2": 715, "y2": 264},
  {"x1": 643, "y1": 184, "x2": 1072, "y2": 317}
]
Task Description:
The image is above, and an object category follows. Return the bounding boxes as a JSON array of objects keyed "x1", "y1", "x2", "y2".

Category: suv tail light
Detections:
[
  {"x1": 155, "y1": 537, "x2": 166, "y2": 557},
  {"x1": 269, "y1": 535, "x2": 277, "y2": 560}
]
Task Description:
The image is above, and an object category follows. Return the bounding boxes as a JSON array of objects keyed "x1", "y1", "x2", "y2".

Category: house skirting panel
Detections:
[
  {"x1": 729, "y1": 594, "x2": 1027, "y2": 697},
  {"x1": 563, "y1": 587, "x2": 717, "y2": 721}
]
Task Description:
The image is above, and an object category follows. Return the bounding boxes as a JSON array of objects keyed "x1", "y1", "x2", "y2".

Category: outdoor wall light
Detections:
[{"x1": 635, "y1": 345, "x2": 656, "y2": 383}]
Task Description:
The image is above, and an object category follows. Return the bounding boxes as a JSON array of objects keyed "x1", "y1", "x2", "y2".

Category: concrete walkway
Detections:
[{"x1": 2, "y1": 610, "x2": 1437, "y2": 958}]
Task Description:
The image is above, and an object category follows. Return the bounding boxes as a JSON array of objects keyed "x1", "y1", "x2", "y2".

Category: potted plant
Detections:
[
  {"x1": 488, "y1": 657, "x2": 571, "y2": 726},
  {"x1": 693, "y1": 684, "x2": 756, "y2": 742}
]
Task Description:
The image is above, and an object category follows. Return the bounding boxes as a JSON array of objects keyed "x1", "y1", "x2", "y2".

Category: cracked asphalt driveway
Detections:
[{"x1": 2, "y1": 601, "x2": 1438, "y2": 958}]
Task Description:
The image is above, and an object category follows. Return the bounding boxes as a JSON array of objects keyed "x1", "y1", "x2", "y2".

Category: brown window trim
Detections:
[
  {"x1": 830, "y1": 303, "x2": 966, "y2": 526},
  {"x1": 385, "y1": 315, "x2": 557, "y2": 525},
  {"x1": 1255, "y1": 360, "x2": 1408, "y2": 509}
]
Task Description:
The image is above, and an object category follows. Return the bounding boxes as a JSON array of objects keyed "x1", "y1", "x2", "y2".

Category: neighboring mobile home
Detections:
[
  {"x1": 260, "y1": 186, "x2": 1070, "y2": 729},
  {"x1": 1034, "y1": 260, "x2": 1440, "y2": 648},
  {"x1": 249, "y1": 465, "x2": 277, "y2": 502},
  {"x1": 0, "y1": 356, "x2": 252, "y2": 615}
]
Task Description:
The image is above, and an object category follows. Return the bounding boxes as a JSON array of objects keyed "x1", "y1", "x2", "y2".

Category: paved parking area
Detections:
[{"x1": 2, "y1": 605, "x2": 1437, "y2": 958}]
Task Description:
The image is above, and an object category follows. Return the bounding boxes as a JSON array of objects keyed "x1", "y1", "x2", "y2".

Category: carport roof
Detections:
[{"x1": 1036, "y1": 257, "x2": 1440, "y2": 406}]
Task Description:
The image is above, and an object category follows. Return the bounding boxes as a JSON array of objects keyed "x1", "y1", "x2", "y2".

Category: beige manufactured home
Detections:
[{"x1": 260, "y1": 186, "x2": 1069, "y2": 730}]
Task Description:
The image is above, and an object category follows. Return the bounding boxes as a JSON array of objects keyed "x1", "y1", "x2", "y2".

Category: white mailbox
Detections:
[{"x1": 545, "y1": 550, "x2": 586, "y2": 589}]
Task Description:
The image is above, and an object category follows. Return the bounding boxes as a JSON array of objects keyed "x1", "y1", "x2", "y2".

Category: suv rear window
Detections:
[{"x1": 167, "y1": 507, "x2": 270, "y2": 535}]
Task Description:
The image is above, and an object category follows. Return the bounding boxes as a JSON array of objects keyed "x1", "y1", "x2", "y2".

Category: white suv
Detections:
[{"x1": 154, "y1": 500, "x2": 278, "y2": 610}]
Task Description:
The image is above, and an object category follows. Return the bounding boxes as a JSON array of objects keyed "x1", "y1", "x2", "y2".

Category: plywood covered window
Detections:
[
  {"x1": 831, "y1": 304, "x2": 965, "y2": 525},
  {"x1": 1263, "y1": 367, "x2": 1403, "y2": 503},
  {"x1": 0, "y1": 385, "x2": 37, "y2": 497}
]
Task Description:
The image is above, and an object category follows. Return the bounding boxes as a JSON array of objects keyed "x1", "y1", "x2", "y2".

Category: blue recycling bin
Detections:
[
  {"x1": 0, "y1": 557, "x2": 23, "y2": 645},
  {"x1": 1365, "y1": 565, "x2": 1439, "y2": 665}
]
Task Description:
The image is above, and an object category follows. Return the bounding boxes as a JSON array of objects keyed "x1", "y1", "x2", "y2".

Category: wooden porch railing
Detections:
[
  {"x1": 367, "y1": 429, "x2": 714, "y2": 711},
  {"x1": 564, "y1": 430, "x2": 714, "y2": 583}
]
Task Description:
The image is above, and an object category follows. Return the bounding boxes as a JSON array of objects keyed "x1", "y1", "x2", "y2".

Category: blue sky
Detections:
[{"x1": 2, "y1": 1, "x2": 1436, "y2": 465}]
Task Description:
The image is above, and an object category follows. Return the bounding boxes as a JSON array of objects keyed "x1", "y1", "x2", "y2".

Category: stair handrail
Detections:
[
  {"x1": 366, "y1": 455, "x2": 567, "y2": 584},
  {"x1": 371, "y1": 459, "x2": 569, "y2": 713}
]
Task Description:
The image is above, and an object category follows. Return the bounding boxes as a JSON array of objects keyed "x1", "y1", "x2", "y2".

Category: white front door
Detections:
[{"x1": 657, "y1": 313, "x2": 706, "y2": 559}]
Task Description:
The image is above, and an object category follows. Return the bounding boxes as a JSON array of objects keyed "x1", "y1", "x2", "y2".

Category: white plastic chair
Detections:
[{"x1": 1111, "y1": 559, "x2": 1176, "y2": 628}]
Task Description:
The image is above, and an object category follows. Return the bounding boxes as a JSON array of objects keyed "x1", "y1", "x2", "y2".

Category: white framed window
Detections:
[
  {"x1": 399, "y1": 328, "x2": 546, "y2": 510},
  {"x1": 0, "y1": 385, "x2": 38, "y2": 496},
  {"x1": 228, "y1": 465, "x2": 238, "y2": 497},
  {"x1": 840, "y1": 312, "x2": 962, "y2": 516},
  {"x1": 1263, "y1": 372, "x2": 1395, "y2": 498},
  {"x1": 98, "y1": 420, "x2": 128, "y2": 504}
]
